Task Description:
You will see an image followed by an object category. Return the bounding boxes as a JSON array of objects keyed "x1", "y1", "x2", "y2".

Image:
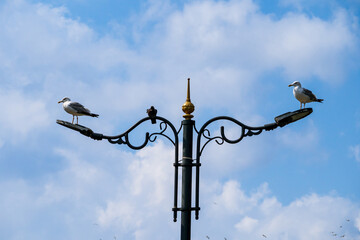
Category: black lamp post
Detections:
[{"x1": 57, "y1": 78, "x2": 312, "y2": 240}]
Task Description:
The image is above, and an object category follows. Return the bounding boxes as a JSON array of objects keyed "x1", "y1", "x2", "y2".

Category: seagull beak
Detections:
[
  {"x1": 288, "y1": 84, "x2": 293, "y2": 87},
  {"x1": 58, "y1": 100, "x2": 63, "y2": 104}
]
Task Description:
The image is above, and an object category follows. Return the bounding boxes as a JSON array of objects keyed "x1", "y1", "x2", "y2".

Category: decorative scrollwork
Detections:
[
  {"x1": 196, "y1": 116, "x2": 266, "y2": 158},
  {"x1": 103, "y1": 116, "x2": 178, "y2": 150},
  {"x1": 198, "y1": 128, "x2": 225, "y2": 155},
  {"x1": 149, "y1": 121, "x2": 176, "y2": 146}
]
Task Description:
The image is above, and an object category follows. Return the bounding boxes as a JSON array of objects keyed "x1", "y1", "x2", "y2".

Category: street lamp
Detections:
[
  {"x1": 57, "y1": 78, "x2": 312, "y2": 240},
  {"x1": 274, "y1": 108, "x2": 313, "y2": 127}
]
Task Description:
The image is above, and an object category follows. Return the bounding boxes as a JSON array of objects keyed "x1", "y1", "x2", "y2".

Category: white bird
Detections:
[
  {"x1": 288, "y1": 81, "x2": 323, "y2": 109},
  {"x1": 58, "y1": 97, "x2": 99, "y2": 124}
]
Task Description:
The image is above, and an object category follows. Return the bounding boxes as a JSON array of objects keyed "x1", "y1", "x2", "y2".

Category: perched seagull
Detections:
[
  {"x1": 288, "y1": 81, "x2": 323, "y2": 109},
  {"x1": 58, "y1": 97, "x2": 99, "y2": 124}
]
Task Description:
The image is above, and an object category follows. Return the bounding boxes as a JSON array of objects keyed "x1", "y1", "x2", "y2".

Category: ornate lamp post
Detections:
[{"x1": 57, "y1": 78, "x2": 312, "y2": 240}]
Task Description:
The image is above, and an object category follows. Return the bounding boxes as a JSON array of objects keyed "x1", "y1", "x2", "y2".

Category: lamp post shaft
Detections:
[{"x1": 180, "y1": 119, "x2": 194, "y2": 240}]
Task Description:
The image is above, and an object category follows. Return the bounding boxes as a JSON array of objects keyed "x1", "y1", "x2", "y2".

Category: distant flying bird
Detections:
[
  {"x1": 288, "y1": 81, "x2": 323, "y2": 109},
  {"x1": 346, "y1": 219, "x2": 350, "y2": 222},
  {"x1": 58, "y1": 97, "x2": 99, "y2": 124},
  {"x1": 262, "y1": 234, "x2": 267, "y2": 238},
  {"x1": 147, "y1": 106, "x2": 157, "y2": 124},
  {"x1": 206, "y1": 236, "x2": 210, "y2": 239},
  {"x1": 340, "y1": 235, "x2": 345, "y2": 238}
]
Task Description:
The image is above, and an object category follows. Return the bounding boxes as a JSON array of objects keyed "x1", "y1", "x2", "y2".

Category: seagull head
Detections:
[
  {"x1": 58, "y1": 97, "x2": 71, "y2": 104},
  {"x1": 288, "y1": 81, "x2": 301, "y2": 87}
]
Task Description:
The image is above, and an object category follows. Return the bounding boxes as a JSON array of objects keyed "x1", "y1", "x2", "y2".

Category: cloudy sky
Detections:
[{"x1": 0, "y1": 0, "x2": 359, "y2": 239}]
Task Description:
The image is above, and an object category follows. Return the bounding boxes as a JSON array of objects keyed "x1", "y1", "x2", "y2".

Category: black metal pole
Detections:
[{"x1": 180, "y1": 119, "x2": 194, "y2": 240}]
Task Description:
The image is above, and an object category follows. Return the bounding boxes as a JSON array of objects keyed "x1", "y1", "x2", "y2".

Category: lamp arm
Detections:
[
  {"x1": 101, "y1": 116, "x2": 178, "y2": 149},
  {"x1": 195, "y1": 116, "x2": 277, "y2": 157}
]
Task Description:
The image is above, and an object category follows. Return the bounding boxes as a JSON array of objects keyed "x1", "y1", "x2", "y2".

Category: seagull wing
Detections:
[
  {"x1": 302, "y1": 88, "x2": 318, "y2": 101},
  {"x1": 69, "y1": 102, "x2": 91, "y2": 115}
]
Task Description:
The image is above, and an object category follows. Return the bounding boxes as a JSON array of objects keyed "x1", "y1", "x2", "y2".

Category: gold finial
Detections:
[{"x1": 182, "y1": 78, "x2": 195, "y2": 119}]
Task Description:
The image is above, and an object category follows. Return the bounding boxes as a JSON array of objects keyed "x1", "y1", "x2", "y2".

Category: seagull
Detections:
[
  {"x1": 262, "y1": 234, "x2": 267, "y2": 238},
  {"x1": 146, "y1": 106, "x2": 157, "y2": 124},
  {"x1": 58, "y1": 97, "x2": 99, "y2": 124},
  {"x1": 288, "y1": 81, "x2": 323, "y2": 109}
]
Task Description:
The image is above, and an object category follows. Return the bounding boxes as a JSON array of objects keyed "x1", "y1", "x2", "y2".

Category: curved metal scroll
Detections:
[
  {"x1": 104, "y1": 117, "x2": 177, "y2": 149},
  {"x1": 194, "y1": 116, "x2": 277, "y2": 219},
  {"x1": 197, "y1": 120, "x2": 264, "y2": 157}
]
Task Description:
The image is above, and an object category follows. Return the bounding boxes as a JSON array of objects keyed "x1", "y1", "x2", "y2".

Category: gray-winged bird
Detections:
[
  {"x1": 58, "y1": 97, "x2": 99, "y2": 124},
  {"x1": 288, "y1": 81, "x2": 323, "y2": 109}
]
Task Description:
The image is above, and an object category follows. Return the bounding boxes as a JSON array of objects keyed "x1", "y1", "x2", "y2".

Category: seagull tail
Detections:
[
  {"x1": 316, "y1": 99, "x2": 324, "y2": 103},
  {"x1": 90, "y1": 113, "x2": 99, "y2": 117}
]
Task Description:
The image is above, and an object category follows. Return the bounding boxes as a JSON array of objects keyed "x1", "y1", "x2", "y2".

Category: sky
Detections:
[{"x1": 0, "y1": 0, "x2": 359, "y2": 239}]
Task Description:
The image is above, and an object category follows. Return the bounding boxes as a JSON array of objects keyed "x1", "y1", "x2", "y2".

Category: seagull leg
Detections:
[
  {"x1": 300, "y1": 102, "x2": 302, "y2": 109},
  {"x1": 76, "y1": 116, "x2": 79, "y2": 124},
  {"x1": 72, "y1": 115, "x2": 74, "y2": 124}
]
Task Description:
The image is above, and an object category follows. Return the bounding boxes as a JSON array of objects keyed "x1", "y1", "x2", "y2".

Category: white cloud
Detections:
[
  {"x1": 149, "y1": 0, "x2": 357, "y2": 84},
  {"x1": 0, "y1": 90, "x2": 50, "y2": 144},
  {"x1": 0, "y1": 0, "x2": 357, "y2": 134},
  {"x1": 349, "y1": 144, "x2": 360, "y2": 162},
  {"x1": 200, "y1": 179, "x2": 360, "y2": 240},
  {"x1": 0, "y1": 143, "x2": 359, "y2": 240},
  {"x1": 235, "y1": 216, "x2": 259, "y2": 232},
  {"x1": 0, "y1": 140, "x2": 178, "y2": 239}
]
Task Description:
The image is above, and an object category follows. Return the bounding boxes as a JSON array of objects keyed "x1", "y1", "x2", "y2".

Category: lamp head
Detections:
[{"x1": 275, "y1": 108, "x2": 313, "y2": 127}]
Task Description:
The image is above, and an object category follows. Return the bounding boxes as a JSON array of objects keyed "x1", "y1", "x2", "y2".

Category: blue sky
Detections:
[{"x1": 0, "y1": 0, "x2": 359, "y2": 239}]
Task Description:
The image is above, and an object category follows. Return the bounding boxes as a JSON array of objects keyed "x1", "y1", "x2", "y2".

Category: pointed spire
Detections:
[
  {"x1": 186, "y1": 78, "x2": 191, "y2": 101},
  {"x1": 182, "y1": 78, "x2": 195, "y2": 119}
]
